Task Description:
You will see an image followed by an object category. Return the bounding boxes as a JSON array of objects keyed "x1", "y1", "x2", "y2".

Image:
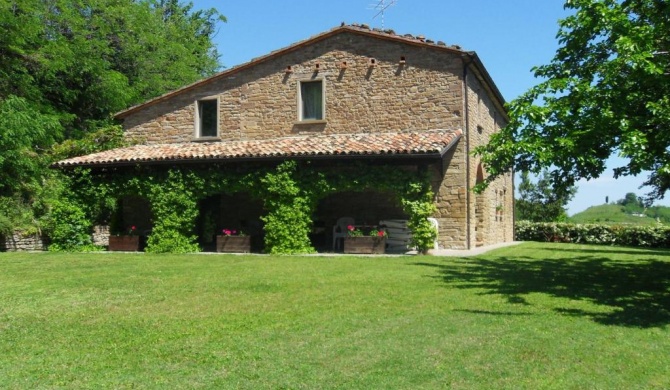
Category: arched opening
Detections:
[
  {"x1": 315, "y1": 190, "x2": 407, "y2": 252},
  {"x1": 197, "y1": 193, "x2": 265, "y2": 252},
  {"x1": 110, "y1": 195, "x2": 154, "y2": 251}
]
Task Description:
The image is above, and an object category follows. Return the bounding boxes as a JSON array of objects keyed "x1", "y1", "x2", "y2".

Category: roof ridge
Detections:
[{"x1": 342, "y1": 23, "x2": 464, "y2": 50}]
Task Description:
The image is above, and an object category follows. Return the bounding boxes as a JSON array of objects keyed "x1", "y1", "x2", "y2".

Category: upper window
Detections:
[
  {"x1": 196, "y1": 99, "x2": 218, "y2": 138},
  {"x1": 298, "y1": 80, "x2": 324, "y2": 121}
]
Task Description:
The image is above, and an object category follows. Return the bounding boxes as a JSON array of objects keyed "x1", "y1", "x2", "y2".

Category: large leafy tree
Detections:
[
  {"x1": 0, "y1": 96, "x2": 60, "y2": 198},
  {"x1": 475, "y1": 0, "x2": 670, "y2": 200},
  {"x1": 0, "y1": 0, "x2": 225, "y2": 137},
  {"x1": 0, "y1": 0, "x2": 226, "y2": 230},
  {"x1": 516, "y1": 171, "x2": 577, "y2": 222}
]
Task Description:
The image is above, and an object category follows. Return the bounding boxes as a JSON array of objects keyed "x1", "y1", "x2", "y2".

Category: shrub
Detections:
[
  {"x1": 516, "y1": 221, "x2": 670, "y2": 248},
  {"x1": 43, "y1": 200, "x2": 98, "y2": 251}
]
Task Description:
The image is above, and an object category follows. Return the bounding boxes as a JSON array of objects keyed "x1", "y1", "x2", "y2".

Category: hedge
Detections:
[{"x1": 515, "y1": 221, "x2": 670, "y2": 248}]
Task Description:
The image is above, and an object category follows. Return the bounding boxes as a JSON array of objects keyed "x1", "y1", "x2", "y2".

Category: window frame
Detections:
[
  {"x1": 194, "y1": 98, "x2": 219, "y2": 139},
  {"x1": 297, "y1": 78, "x2": 326, "y2": 123}
]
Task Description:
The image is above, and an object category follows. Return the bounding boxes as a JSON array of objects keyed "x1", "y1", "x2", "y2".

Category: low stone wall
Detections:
[
  {"x1": 92, "y1": 225, "x2": 110, "y2": 247},
  {"x1": 1, "y1": 226, "x2": 111, "y2": 252},
  {"x1": 0, "y1": 232, "x2": 47, "y2": 251}
]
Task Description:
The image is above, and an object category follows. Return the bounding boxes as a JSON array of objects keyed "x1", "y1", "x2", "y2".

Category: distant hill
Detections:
[{"x1": 568, "y1": 204, "x2": 669, "y2": 225}]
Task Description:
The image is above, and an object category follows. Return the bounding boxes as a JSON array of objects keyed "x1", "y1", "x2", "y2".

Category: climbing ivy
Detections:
[
  {"x1": 401, "y1": 181, "x2": 438, "y2": 254},
  {"x1": 42, "y1": 169, "x2": 106, "y2": 251},
  {"x1": 260, "y1": 161, "x2": 315, "y2": 254},
  {"x1": 141, "y1": 171, "x2": 202, "y2": 253},
  {"x1": 55, "y1": 160, "x2": 439, "y2": 254}
]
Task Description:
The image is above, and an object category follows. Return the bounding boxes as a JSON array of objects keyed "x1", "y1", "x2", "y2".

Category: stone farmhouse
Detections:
[{"x1": 55, "y1": 24, "x2": 514, "y2": 252}]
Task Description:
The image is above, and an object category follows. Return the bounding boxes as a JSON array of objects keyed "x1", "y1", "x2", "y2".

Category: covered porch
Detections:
[{"x1": 53, "y1": 130, "x2": 462, "y2": 254}]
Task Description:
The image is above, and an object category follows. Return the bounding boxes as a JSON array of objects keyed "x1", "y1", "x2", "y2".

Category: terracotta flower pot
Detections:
[{"x1": 108, "y1": 235, "x2": 140, "y2": 251}]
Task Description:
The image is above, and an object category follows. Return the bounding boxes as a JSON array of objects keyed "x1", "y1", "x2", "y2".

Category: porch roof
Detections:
[{"x1": 53, "y1": 129, "x2": 462, "y2": 168}]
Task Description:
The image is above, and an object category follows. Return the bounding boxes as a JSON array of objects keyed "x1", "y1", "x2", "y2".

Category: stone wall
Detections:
[
  {"x1": 122, "y1": 32, "x2": 464, "y2": 143},
  {"x1": 465, "y1": 67, "x2": 514, "y2": 247},
  {"x1": 1, "y1": 227, "x2": 125, "y2": 251},
  {"x1": 431, "y1": 142, "x2": 468, "y2": 249},
  {"x1": 92, "y1": 225, "x2": 110, "y2": 247},
  {"x1": 422, "y1": 62, "x2": 514, "y2": 250},
  {"x1": 0, "y1": 233, "x2": 47, "y2": 251},
  {"x1": 119, "y1": 30, "x2": 512, "y2": 250}
]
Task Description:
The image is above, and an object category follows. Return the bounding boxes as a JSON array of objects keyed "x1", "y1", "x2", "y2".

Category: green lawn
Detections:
[{"x1": 1, "y1": 243, "x2": 669, "y2": 389}]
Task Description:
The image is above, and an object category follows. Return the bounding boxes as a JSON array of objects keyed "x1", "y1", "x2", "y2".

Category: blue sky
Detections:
[{"x1": 192, "y1": 0, "x2": 668, "y2": 215}]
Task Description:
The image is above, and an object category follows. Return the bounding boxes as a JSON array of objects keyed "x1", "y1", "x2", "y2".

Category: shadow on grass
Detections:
[
  {"x1": 415, "y1": 251, "x2": 670, "y2": 328},
  {"x1": 453, "y1": 309, "x2": 533, "y2": 316},
  {"x1": 550, "y1": 247, "x2": 670, "y2": 257}
]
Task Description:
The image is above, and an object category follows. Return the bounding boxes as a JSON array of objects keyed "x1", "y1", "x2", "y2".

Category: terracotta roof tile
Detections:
[{"x1": 53, "y1": 129, "x2": 462, "y2": 168}]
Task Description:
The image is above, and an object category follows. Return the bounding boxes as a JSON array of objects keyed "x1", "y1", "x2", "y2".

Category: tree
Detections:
[
  {"x1": 475, "y1": 0, "x2": 670, "y2": 201},
  {"x1": 645, "y1": 205, "x2": 670, "y2": 223},
  {"x1": 0, "y1": 0, "x2": 226, "y2": 137},
  {"x1": 617, "y1": 191, "x2": 645, "y2": 214},
  {"x1": 618, "y1": 192, "x2": 642, "y2": 207},
  {"x1": 0, "y1": 96, "x2": 61, "y2": 199},
  {"x1": 516, "y1": 171, "x2": 577, "y2": 222},
  {"x1": 0, "y1": 0, "x2": 226, "y2": 231}
]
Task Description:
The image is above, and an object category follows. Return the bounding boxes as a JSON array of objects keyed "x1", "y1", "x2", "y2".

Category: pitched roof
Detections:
[
  {"x1": 114, "y1": 24, "x2": 506, "y2": 120},
  {"x1": 53, "y1": 129, "x2": 462, "y2": 168}
]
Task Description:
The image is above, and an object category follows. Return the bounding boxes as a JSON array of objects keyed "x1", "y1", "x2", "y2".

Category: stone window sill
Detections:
[
  {"x1": 191, "y1": 136, "x2": 221, "y2": 142},
  {"x1": 294, "y1": 120, "x2": 327, "y2": 125}
]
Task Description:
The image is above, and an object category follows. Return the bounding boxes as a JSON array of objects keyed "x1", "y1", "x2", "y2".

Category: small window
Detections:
[
  {"x1": 299, "y1": 80, "x2": 324, "y2": 121},
  {"x1": 197, "y1": 99, "x2": 218, "y2": 137}
]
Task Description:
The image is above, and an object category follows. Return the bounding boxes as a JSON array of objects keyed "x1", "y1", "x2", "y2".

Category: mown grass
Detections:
[{"x1": 1, "y1": 243, "x2": 669, "y2": 389}]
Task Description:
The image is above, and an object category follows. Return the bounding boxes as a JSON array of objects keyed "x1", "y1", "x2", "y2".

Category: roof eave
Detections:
[
  {"x1": 52, "y1": 151, "x2": 447, "y2": 170},
  {"x1": 462, "y1": 52, "x2": 508, "y2": 121},
  {"x1": 439, "y1": 132, "x2": 462, "y2": 156}
]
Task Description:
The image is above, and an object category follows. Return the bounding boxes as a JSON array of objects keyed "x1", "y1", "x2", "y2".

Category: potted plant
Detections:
[
  {"x1": 108, "y1": 225, "x2": 141, "y2": 251},
  {"x1": 216, "y1": 229, "x2": 250, "y2": 253},
  {"x1": 343, "y1": 225, "x2": 387, "y2": 254}
]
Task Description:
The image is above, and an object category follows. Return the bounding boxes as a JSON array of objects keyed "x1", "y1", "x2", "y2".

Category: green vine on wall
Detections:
[
  {"x1": 54, "y1": 160, "x2": 439, "y2": 254},
  {"x1": 401, "y1": 181, "x2": 438, "y2": 254},
  {"x1": 142, "y1": 170, "x2": 202, "y2": 253},
  {"x1": 260, "y1": 161, "x2": 316, "y2": 254},
  {"x1": 43, "y1": 169, "x2": 108, "y2": 252}
]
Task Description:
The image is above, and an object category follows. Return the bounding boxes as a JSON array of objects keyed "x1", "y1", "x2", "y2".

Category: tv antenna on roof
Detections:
[{"x1": 368, "y1": 0, "x2": 397, "y2": 29}]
